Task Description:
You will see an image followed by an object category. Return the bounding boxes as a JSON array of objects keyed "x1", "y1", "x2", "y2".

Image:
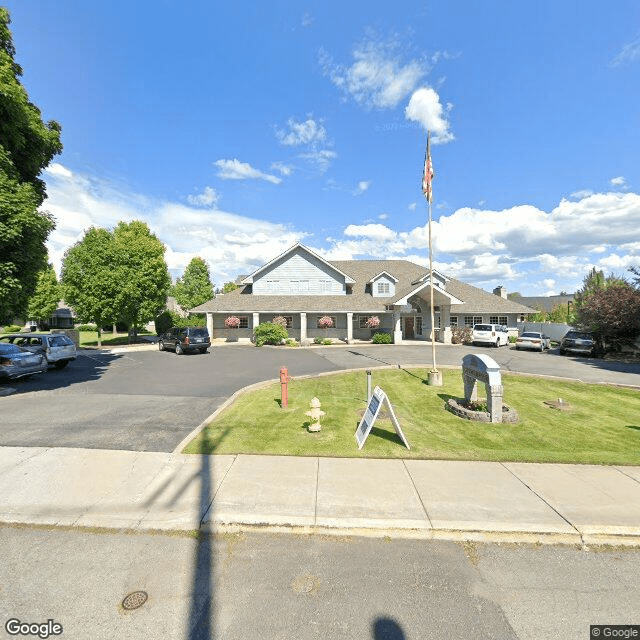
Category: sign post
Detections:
[{"x1": 355, "y1": 386, "x2": 410, "y2": 450}]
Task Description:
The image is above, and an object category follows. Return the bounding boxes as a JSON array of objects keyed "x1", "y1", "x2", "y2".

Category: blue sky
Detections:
[{"x1": 5, "y1": 0, "x2": 640, "y2": 295}]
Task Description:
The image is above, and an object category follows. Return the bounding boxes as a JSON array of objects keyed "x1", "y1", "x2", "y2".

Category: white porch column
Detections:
[
  {"x1": 206, "y1": 313, "x2": 214, "y2": 338},
  {"x1": 300, "y1": 312, "x2": 307, "y2": 343},
  {"x1": 252, "y1": 312, "x2": 260, "y2": 330},
  {"x1": 440, "y1": 305, "x2": 452, "y2": 344},
  {"x1": 393, "y1": 312, "x2": 403, "y2": 344},
  {"x1": 346, "y1": 312, "x2": 353, "y2": 343}
]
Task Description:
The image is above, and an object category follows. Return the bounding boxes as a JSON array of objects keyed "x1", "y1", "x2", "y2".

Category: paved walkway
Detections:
[{"x1": 1, "y1": 446, "x2": 639, "y2": 546}]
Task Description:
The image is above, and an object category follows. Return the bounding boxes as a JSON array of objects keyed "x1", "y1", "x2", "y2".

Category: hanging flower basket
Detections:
[
  {"x1": 318, "y1": 315, "x2": 334, "y2": 329},
  {"x1": 225, "y1": 316, "x2": 240, "y2": 328},
  {"x1": 365, "y1": 316, "x2": 380, "y2": 329}
]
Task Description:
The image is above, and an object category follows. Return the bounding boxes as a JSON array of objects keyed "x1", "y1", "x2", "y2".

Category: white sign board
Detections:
[{"x1": 355, "y1": 386, "x2": 410, "y2": 450}]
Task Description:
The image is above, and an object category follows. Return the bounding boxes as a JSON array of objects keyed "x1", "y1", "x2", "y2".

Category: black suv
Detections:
[
  {"x1": 559, "y1": 330, "x2": 595, "y2": 356},
  {"x1": 158, "y1": 327, "x2": 211, "y2": 354}
]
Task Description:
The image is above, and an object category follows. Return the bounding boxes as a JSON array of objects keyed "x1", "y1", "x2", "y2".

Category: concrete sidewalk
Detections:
[{"x1": 1, "y1": 447, "x2": 640, "y2": 546}]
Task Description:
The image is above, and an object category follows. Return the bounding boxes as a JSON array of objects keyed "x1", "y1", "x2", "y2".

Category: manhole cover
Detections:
[{"x1": 122, "y1": 591, "x2": 148, "y2": 610}]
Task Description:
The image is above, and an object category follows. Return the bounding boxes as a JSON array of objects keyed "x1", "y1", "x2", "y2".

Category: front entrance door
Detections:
[{"x1": 404, "y1": 317, "x2": 415, "y2": 339}]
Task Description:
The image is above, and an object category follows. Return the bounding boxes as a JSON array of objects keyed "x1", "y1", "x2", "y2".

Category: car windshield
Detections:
[
  {"x1": 474, "y1": 325, "x2": 493, "y2": 331},
  {"x1": 521, "y1": 333, "x2": 541, "y2": 338},
  {"x1": 565, "y1": 332, "x2": 592, "y2": 340}
]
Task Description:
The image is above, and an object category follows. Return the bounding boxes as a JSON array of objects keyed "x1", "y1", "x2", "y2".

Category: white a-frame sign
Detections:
[{"x1": 355, "y1": 386, "x2": 410, "y2": 450}]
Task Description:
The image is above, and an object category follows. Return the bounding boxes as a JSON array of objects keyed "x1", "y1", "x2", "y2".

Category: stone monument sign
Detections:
[{"x1": 461, "y1": 354, "x2": 503, "y2": 423}]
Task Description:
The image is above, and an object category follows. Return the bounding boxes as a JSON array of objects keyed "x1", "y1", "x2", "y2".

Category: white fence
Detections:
[{"x1": 516, "y1": 322, "x2": 573, "y2": 343}]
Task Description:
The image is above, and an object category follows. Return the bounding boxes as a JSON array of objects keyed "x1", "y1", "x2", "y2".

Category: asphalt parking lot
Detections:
[{"x1": 1, "y1": 343, "x2": 639, "y2": 452}]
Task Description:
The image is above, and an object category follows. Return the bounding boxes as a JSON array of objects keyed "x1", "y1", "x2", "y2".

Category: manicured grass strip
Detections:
[{"x1": 183, "y1": 368, "x2": 640, "y2": 465}]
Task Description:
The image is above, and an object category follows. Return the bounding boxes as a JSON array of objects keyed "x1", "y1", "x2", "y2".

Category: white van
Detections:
[{"x1": 472, "y1": 324, "x2": 509, "y2": 347}]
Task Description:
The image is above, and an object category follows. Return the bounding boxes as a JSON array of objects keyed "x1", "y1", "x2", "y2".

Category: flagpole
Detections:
[{"x1": 425, "y1": 131, "x2": 442, "y2": 386}]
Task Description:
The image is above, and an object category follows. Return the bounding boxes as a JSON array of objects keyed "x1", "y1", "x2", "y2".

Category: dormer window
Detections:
[{"x1": 377, "y1": 282, "x2": 390, "y2": 295}]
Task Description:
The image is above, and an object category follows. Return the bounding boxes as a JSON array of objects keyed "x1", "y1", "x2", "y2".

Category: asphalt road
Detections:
[
  {"x1": 1, "y1": 343, "x2": 639, "y2": 452},
  {"x1": 1, "y1": 527, "x2": 639, "y2": 639}
]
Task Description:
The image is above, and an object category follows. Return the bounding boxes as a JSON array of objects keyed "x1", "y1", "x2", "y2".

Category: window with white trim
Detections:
[
  {"x1": 377, "y1": 282, "x2": 390, "y2": 295},
  {"x1": 416, "y1": 317, "x2": 423, "y2": 335},
  {"x1": 450, "y1": 316, "x2": 458, "y2": 327},
  {"x1": 238, "y1": 316, "x2": 248, "y2": 329}
]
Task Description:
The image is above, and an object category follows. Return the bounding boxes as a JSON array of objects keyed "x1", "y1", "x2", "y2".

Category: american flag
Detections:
[{"x1": 422, "y1": 132, "x2": 434, "y2": 203}]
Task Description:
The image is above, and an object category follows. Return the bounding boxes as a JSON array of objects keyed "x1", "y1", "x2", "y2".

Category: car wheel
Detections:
[
  {"x1": 175, "y1": 343, "x2": 184, "y2": 355},
  {"x1": 158, "y1": 340, "x2": 164, "y2": 351},
  {"x1": 54, "y1": 360, "x2": 68, "y2": 370}
]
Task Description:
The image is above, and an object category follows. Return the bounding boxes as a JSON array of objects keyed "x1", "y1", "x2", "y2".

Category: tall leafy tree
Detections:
[
  {"x1": 110, "y1": 221, "x2": 171, "y2": 335},
  {"x1": 27, "y1": 264, "x2": 60, "y2": 326},
  {"x1": 0, "y1": 8, "x2": 62, "y2": 323},
  {"x1": 172, "y1": 257, "x2": 214, "y2": 311},
  {"x1": 60, "y1": 227, "x2": 118, "y2": 346}
]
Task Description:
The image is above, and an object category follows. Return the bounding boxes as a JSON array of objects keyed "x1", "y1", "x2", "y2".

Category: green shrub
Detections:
[
  {"x1": 451, "y1": 327, "x2": 473, "y2": 344},
  {"x1": 155, "y1": 311, "x2": 205, "y2": 335},
  {"x1": 76, "y1": 324, "x2": 97, "y2": 332},
  {"x1": 313, "y1": 336, "x2": 324, "y2": 344},
  {"x1": 372, "y1": 332, "x2": 392, "y2": 344},
  {"x1": 285, "y1": 338, "x2": 298, "y2": 347},
  {"x1": 508, "y1": 335, "x2": 517, "y2": 343},
  {"x1": 1, "y1": 325, "x2": 22, "y2": 334},
  {"x1": 254, "y1": 322, "x2": 288, "y2": 347}
]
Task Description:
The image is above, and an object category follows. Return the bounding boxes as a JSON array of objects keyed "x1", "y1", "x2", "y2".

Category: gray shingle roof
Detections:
[{"x1": 191, "y1": 257, "x2": 536, "y2": 315}]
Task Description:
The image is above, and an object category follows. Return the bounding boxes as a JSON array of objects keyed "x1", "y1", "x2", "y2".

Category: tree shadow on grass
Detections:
[{"x1": 626, "y1": 425, "x2": 640, "y2": 431}]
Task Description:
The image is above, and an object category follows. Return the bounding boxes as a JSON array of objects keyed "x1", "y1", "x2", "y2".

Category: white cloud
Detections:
[
  {"x1": 41, "y1": 164, "x2": 303, "y2": 283},
  {"x1": 299, "y1": 149, "x2": 337, "y2": 173},
  {"x1": 610, "y1": 32, "x2": 640, "y2": 67},
  {"x1": 271, "y1": 161, "x2": 293, "y2": 177},
  {"x1": 320, "y1": 36, "x2": 427, "y2": 109},
  {"x1": 408, "y1": 203, "x2": 417, "y2": 211},
  {"x1": 276, "y1": 118, "x2": 327, "y2": 147},
  {"x1": 353, "y1": 180, "x2": 371, "y2": 195},
  {"x1": 344, "y1": 223, "x2": 397, "y2": 241},
  {"x1": 187, "y1": 186, "x2": 220, "y2": 207},
  {"x1": 570, "y1": 189, "x2": 594, "y2": 199},
  {"x1": 610, "y1": 176, "x2": 628, "y2": 188},
  {"x1": 378, "y1": 213, "x2": 388, "y2": 220},
  {"x1": 47, "y1": 163, "x2": 74, "y2": 179},
  {"x1": 214, "y1": 159, "x2": 282, "y2": 184},
  {"x1": 404, "y1": 87, "x2": 454, "y2": 143}
]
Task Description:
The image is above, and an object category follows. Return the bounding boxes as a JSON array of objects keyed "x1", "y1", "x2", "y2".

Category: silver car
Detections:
[
  {"x1": 0, "y1": 343, "x2": 48, "y2": 380},
  {"x1": 0, "y1": 333, "x2": 77, "y2": 370},
  {"x1": 515, "y1": 331, "x2": 551, "y2": 352}
]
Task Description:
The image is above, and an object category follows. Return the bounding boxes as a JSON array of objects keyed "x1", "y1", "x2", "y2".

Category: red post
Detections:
[{"x1": 280, "y1": 367, "x2": 290, "y2": 408}]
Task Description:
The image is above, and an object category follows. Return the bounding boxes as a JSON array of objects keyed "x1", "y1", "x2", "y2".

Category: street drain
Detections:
[{"x1": 122, "y1": 591, "x2": 148, "y2": 610}]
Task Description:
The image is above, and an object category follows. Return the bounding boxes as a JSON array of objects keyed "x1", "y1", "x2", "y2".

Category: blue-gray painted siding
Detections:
[{"x1": 252, "y1": 248, "x2": 346, "y2": 295}]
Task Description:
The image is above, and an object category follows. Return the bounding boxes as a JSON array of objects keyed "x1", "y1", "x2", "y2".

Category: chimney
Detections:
[{"x1": 493, "y1": 285, "x2": 507, "y2": 299}]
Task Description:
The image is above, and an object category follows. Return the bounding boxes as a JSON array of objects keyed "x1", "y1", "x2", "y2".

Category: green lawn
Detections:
[
  {"x1": 79, "y1": 331, "x2": 153, "y2": 347},
  {"x1": 183, "y1": 368, "x2": 640, "y2": 465}
]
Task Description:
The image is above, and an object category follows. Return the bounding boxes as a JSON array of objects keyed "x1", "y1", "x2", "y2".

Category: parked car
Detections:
[
  {"x1": 0, "y1": 342, "x2": 48, "y2": 380},
  {"x1": 472, "y1": 324, "x2": 509, "y2": 347},
  {"x1": 158, "y1": 327, "x2": 211, "y2": 354},
  {"x1": 559, "y1": 330, "x2": 595, "y2": 356},
  {"x1": 0, "y1": 333, "x2": 77, "y2": 369},
  {"x1": 515, "y1": 331, "x2": 551, "y2": 352}
]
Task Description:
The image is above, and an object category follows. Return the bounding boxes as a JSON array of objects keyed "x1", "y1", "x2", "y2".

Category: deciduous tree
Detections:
[
  {"x1": 172, "y1": 257, "x2": 213, "y2": 311},
  {"x1": 27, "y1": 264, "x2": 60, "y2": 326},
  {"x1": 0, "y1": 8, "x2": 63, "y2": 323},
  {"x1": 60, "y1": 227, "x2": 118, "y2": 346}
]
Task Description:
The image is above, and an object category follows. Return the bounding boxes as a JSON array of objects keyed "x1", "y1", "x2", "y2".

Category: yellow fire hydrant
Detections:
[{"x1": 305, "y1": 397, "x2": 325, "y2": 432}]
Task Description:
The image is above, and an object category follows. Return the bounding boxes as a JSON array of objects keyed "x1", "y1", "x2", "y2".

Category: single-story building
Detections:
[{"x1": 191, "y1": 243, "x2": 536, "y2": 344}]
